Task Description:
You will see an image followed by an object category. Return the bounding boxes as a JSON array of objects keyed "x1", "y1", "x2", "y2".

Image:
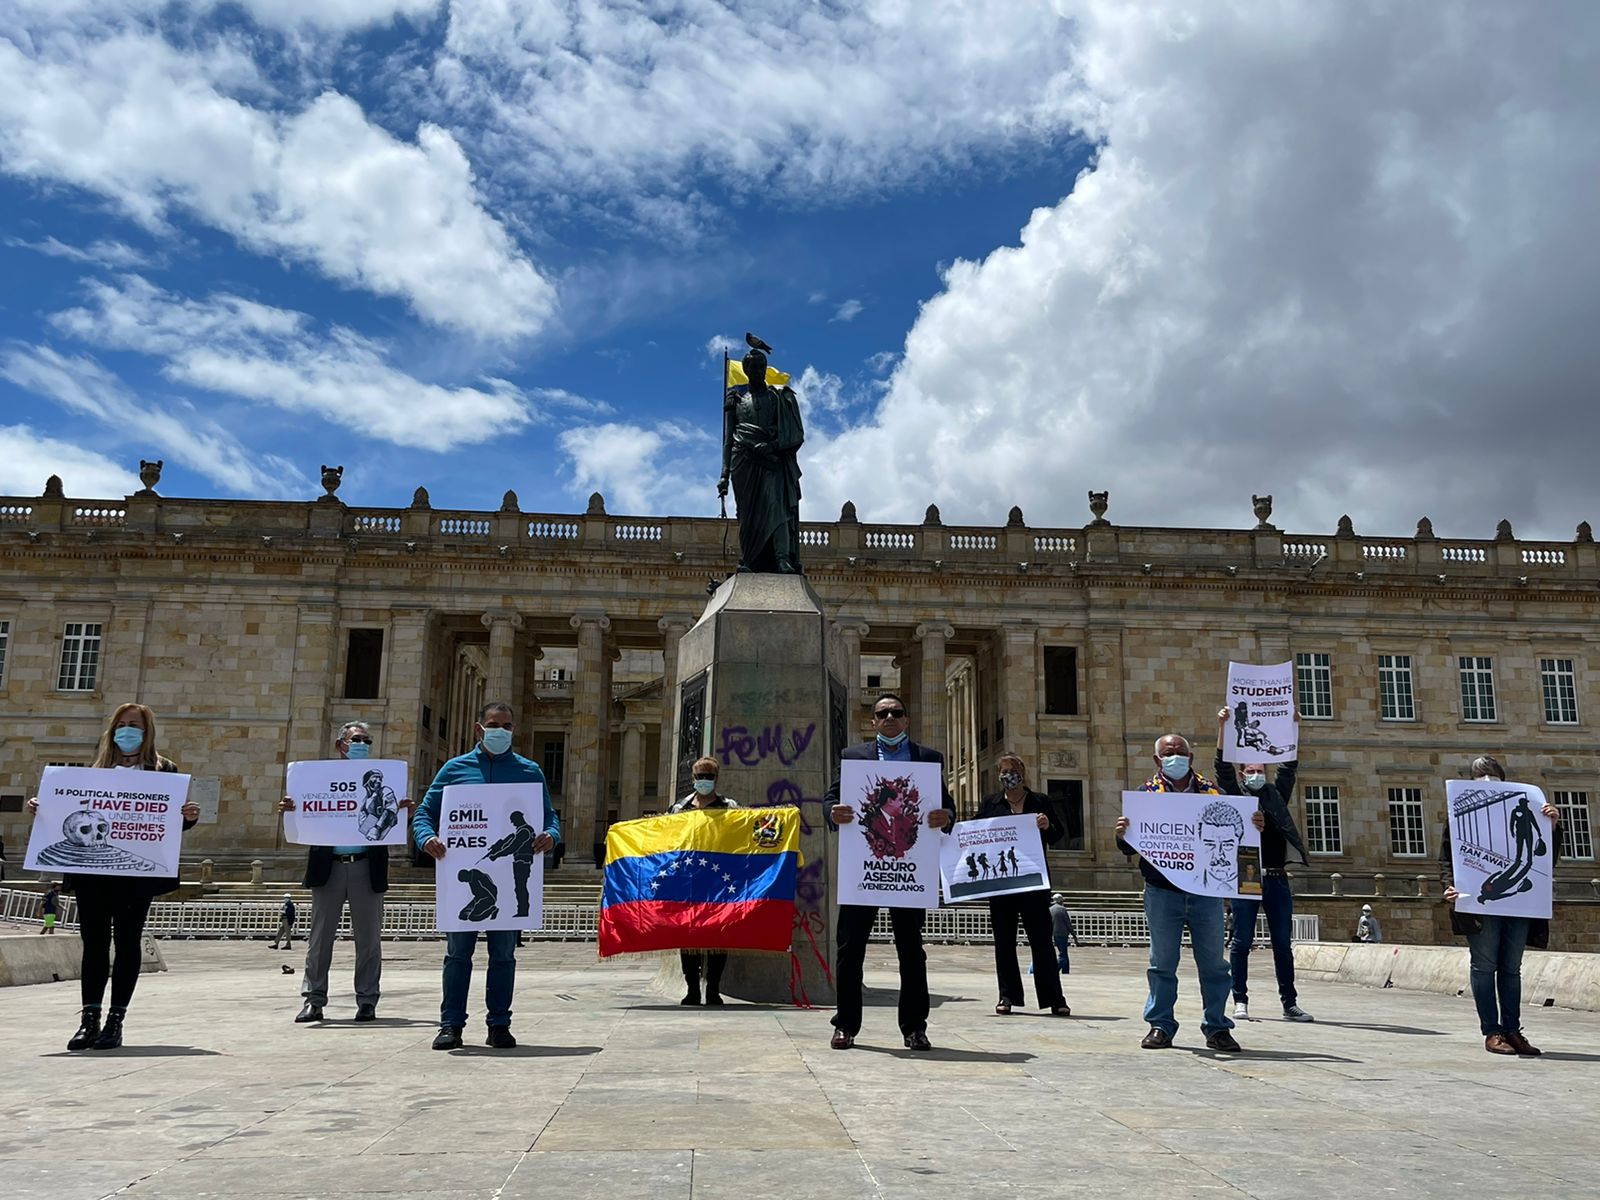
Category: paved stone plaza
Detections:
[{"x1": 2, "y1": 941, "x2": 1598, "y2": 1199}]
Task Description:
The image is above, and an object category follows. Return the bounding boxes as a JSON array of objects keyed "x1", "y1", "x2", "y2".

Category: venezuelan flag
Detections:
[
  {"x1": 599, "y1": 807, "x2": 801, "y2": 958},
  {"x1": 725, "y1": 359, "x2": 792, "y2": 389}
]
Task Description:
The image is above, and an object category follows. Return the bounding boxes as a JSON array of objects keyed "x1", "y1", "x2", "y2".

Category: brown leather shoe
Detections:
[
  {"x1": 1485, "y1": 1034, "x2": 1518, "y2": 1055},
  {"x1": 1505, "y1": 1031, "x2": 1542, "y2": 1057},
  {"x1": 1205, "y1": 1030, "x2": 1242, "y2": 1053},
  {"x1": 830, "y1": 1029, "x2": 854, "y2": 1050},
  {"x1": 1140, "y1": 1027, "x2": 1172, "y2": 1049}
]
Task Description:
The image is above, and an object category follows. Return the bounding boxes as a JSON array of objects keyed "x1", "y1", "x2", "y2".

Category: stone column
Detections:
[
  {"x1": 619, "y1": 718, "x2": 646, "y2": 821},
  {"x1": 1085, "y1": 621, "x2": 1127, "y2": 871},
  {"x1": 480, "y1": 610, "x2": 524, "y2": 705},
  {"x1": 912, "y1": 621, "x2": 954, "y2": 752},
  {"x1": 656, "y1": 615, "x2": 694, "y2": 805},
  {"x1": 834, "y1": 618, "x2": 869, "y2": 737},
  {"x1": 568, "y1": 610, "x2": 613, "y2": 860},
  {"x1": 104, "y1": 596, "x2": 152, "y2": 700},
  {"x1": 274, "y1": 604, "x2": 338, "y2": 854},
  {"x1": 995, "y1": 622, "x2": 1039, "y2": 767},
  {"x1": 386, "y1": 607, "x2": 431, "y2": 777}
]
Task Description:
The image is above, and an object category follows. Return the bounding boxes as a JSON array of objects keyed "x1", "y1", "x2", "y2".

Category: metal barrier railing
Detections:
[{"x1": 2, "y1": 888, "x2": 1317, "y2": 946}]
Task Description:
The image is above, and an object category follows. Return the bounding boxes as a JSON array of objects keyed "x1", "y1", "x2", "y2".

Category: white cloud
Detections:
[
  {"x1": 558, "y1": 420, "x2": 714, "y2": 515},
  {"x1": 804, "y1": 1, "x2": 1600, "y2": 539},
  {"x1": 0, "y1": 346, "x2": 298, "y2": 496},
  {"x1": 7, "y1": 236, "x2": 157, "y2": 268},
  {"x1": 0, "y1": 423, "x2": 140, "y2": 498},
  {"x1": 2, "y1": 1, "x2": 439, "y2": 36},
  {"x1": 49, "y1": 275, "x2": 536, "y2": 451},
  {"x1": 0, "y1": 33, "x2": 554, "y2": 339},
  {"x1": 704, "y1": 334, "x2": 742, "y2": 361},
  {"x1": 831, "y1": 299, "x2": 864, "y2": 324}
]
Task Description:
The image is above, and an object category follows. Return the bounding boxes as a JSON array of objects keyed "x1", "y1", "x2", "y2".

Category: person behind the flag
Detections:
[
  {"x1": 1213, "y1": 707, "x2": 1314, "y2": 1024},
  {"x1": 825, "y1": 692, "x2": 955, "y2": 1051},
  {"x1": 277, "y1": 720, "x2": 415, "y2": 1026},
  {"x1": 24, "y1": 702, "x2": 199, "y2": 1051},
  {"x1": 1439, "y1": 754, "x2": 1561, "y2": 1057},
  {"x1": 974, "y1": 753, "x2": 1070, "y2": 1017},
  {"x1": 1114, "y1": 731, "x2": 1260, "y2": 1053},
  {"x1": 666, "y1": 756, "x2": 741, "y2": 1006},
  {"x1": 412, "y1": 701, "x2": 557, "y2": 1051}
]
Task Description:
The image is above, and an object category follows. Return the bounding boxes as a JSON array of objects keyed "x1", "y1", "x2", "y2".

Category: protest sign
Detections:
[
  {"x1": 1446, "y1": 779, "x2": 1554, "y2": 920},
  {"x1": 284, "y1": 758, "x2": 409, "y2": 847},
  {"x1": 940, "y1": 814, "x2": 1050, "y2": 902},
  {"x1": 1120, "y1": 791, "x2": 1262, "y2": 899},
  {"x1": 434, "y1": 782, "x2": 545, "y2": 932},
  {"x1": 836, "y1": 759, "x2": 944, "y2": 908},
  {"x1": 24, "y1": 765, "x2": 189, "y2": 878},
  {"x1": 1222, "y1": 660, "x2": 1298, "y2": 764}
]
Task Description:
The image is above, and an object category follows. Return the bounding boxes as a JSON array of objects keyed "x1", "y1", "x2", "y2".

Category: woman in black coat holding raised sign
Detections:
[
  {"x1": 26, "y1": 702, "x2": 198, "y2": 1050},
  {"x1": 974, "y1": 753, "x2": 1070, "y2": 1016}
]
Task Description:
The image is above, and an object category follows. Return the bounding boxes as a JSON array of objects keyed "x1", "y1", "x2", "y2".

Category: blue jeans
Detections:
[
  {"x1": 1143, "y1": 884, "x2": 1234, "y2": 1037},
  {"x1": 1229, "y1": 875, "x2": 1297, "y2": 1008},
  {"x1": 1466, "y1": 915, "x2": 1531, "y2": 1036},
  {"x1": 441, "y1": 930, "x2": 518, "y2": 1029},
  {"x1": 1054, "y1": 936, "x2": 1072, "y2": 975}
]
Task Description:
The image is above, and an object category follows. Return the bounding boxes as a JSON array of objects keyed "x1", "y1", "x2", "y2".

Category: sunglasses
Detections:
[
  {"x1": 347, "y1": 736, "x2": 372, "y2": 744},
  {"x1": 874, "y1": 708, "x2": 906, "y2": 720}
]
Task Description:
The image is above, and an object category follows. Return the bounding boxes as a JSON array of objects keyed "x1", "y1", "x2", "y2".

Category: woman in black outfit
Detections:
[
  {"x1": 976, "y1": 753, "x2": 1070, "y2": 1016},
  {"x1": 27, "y1": 702, "x2": 198, "y2": 1050}
]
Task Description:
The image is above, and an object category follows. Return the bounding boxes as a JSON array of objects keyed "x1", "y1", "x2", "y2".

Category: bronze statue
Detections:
[{"x1": 718, "y1": 334, "x2": 804, "y2": 574}]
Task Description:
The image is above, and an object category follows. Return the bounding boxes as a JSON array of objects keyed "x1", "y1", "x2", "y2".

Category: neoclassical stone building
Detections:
[{"x1": 1, "y1": 472, "x2": 1596, "y2": 906}]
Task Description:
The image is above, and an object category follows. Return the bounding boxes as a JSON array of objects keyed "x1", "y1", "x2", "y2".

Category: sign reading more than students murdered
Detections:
[
  {"x1": 1222, "y1": 660, "x2": 1298, "y2": 765},
  {"x1": 24, "y1": 765, "x2": 190, "y2": 878}
]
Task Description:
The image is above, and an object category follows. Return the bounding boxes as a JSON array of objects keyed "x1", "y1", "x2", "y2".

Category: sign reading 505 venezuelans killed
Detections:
[
  {"x1": 284, "y1": 759, "x2": 410, "y2": 847},
  {"x1": 1120, "y1": 791, "x2": 1261, "y2": 899},
  {"x1": 24, "y1": 765, "x2": 189, "y2": 877},
  {"x1": 835, "y1": 760, "x2": 944, "y2": 909}
]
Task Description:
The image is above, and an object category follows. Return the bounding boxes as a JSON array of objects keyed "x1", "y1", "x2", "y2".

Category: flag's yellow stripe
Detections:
[{"x1": 605, "y1": 807, "x2": 802, "y2": 864}]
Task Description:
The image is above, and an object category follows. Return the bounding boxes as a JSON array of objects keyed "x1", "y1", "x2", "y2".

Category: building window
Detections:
[
  {"x1": 1458, "y1": 656, "x2": 1497, "y2": 722},
  {"x1": 57, "y1": 622, "x2": 103, "y2": 692},
  {"x1": 1540, "y1": 658, "x2": 1579, "y2": 725},
  {"x1": 994, "y1": 717, "x2": 1004, "y2": 743},
  {"x1": 1295, "y1": 652, "x2": 1333, "y2": 719},
  {"x1": 543, "y1": 738, "x2": 566, "y2": 791},
  {"x1": 1044, "y1": 779, "x2": 1085, "y2": 850},
  {"x1": 1043, "y1": 646, "x2": 1079, "y2": 715},
  {"x1": 1378, "y1": 654, "x2": 1415, "y2": 721},
  {"x1": 0, "y1": 619, "x2": 9, "y2": 684},
  {"x1": 1387, "y1": 787, "x2": 1427, "y2": 856},
  {"x1": 44, "y1": 761, "x2": 89, "y2": 768},
  {"x1": 1553, "y1": 791, "x2": 1594, "y2": 860},
  {"x1": 421, "y1": 704, "x2": 433, "y2": 734},
  {"x1": 1303, "y1": 786, "x2": 1342, "y2": 854},
  {"x1": 0, "y1": 794, "x2": 23, "y2": 812},
  {"x1": 865, "y1": 673, "x2": 882, "y2": 689},
  {"x1": 343, "y1": 629, "x2": 384, "y2": 699}
]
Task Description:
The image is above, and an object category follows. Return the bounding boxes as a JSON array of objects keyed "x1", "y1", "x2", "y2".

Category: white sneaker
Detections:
[
  {"x1": 1283, "y1": 1005, "x2": 1315, "y2": 1022},
  {"x1": 1233, "y1": 1002, "x2": 1249, "y2": 1020}
]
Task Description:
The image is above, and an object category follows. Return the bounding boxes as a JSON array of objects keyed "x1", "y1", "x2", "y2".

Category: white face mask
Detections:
[{"x1": 1243, "y1": 772, "x2": 1266, "y2": 791}]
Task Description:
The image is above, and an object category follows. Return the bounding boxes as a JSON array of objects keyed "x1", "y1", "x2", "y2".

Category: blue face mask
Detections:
[
  {"x1": 113, "y1": 727, "x2": 144, "y2": 754},
  {"x1": 346, "y1": 742, "x2": 371, "y2": 760},
  {"x1": 693, "y1": 778, "x2": 717, "y2": 796},
  {"x1": 1160, "y1": 754, "x2": 1191, "y2": 781},
  {"x1": 1243, "y1": 772, "x2": 1266, "y2": 791},
  {"x1": 481, "y1": 727, "x2": 513, "y2": 756},
  {"x1": 876, "y1": 730, "x2": 909, "y2": 749}
]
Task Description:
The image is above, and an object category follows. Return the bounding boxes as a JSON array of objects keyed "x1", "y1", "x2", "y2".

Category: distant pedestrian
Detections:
[
  {"x1": 1355, "y1": 904, "x2": 1382, "y2": 944},
  {"x1": 40, "y1": 884, "x2": 60, "y2": 934},
  {"x1": 1049, "y1": 894, "x2": 1080, "y2": 974},
  {"x1": 271, "y1": 894, "x2": 297, "y2": 949}
]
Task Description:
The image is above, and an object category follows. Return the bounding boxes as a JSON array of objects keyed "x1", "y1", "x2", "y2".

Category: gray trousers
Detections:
[{"x1": 301, "y1": 859, "x2": 384, "y2": 1007}]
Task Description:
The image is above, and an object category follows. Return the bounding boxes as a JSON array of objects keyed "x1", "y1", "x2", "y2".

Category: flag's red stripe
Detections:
[{"x1": 598, "y1": 898, "x2": 794, "y2": 958}]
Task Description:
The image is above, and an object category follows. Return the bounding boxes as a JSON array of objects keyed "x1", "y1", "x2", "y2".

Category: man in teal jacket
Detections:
[{"x1": 412, "y1": 701, "x2": 558, "y2": 1050}]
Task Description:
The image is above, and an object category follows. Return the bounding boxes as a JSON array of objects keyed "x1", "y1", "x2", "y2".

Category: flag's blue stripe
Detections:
[{"x1": 603, "y1": 849, "x2": 798, "y2": 908}]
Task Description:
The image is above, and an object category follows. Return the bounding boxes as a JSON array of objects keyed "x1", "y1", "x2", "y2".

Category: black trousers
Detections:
[
  {"x1": 74, "y1": 878, "x2": 154, "y2": 1009},
  {"x1": 681, "y1": 951, "x2": 726, "y2": 989},
  {"x1": 832, "y1": 904, "x2": 929, "y2": 1036},
  {"x1": 989, "y1": 891, "x2": 1064, "y2": 1008}
]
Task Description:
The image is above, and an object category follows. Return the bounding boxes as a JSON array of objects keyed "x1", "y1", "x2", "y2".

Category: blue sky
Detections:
[{"x1": 2, "y1": 3, "x2": 1597, "y2": 538}]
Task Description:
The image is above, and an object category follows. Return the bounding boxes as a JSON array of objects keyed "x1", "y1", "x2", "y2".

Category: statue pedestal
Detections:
[{"x1": 655, "y1": 573, "x2": 845, "y2": 1005}]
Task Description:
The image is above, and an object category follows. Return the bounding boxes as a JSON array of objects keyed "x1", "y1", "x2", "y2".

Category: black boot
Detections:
[
  {"x1": 67, "y1": 1007, "x2": 102, "y2": 1052},
  {"x1": 93, "y1": 1010, "x2": 125, "y2": 1050}
]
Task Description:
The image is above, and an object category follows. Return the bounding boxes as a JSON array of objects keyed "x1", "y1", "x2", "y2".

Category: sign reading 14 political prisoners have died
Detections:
[
  {"x1": 1445, "y1": 779, "x2": 1555, "y2": 920},
  {"x1": 1120, "y1": 791, "x2": 1262, "y2": 900},
  {"x1": 283, "y1": 758, "x2": 410, "y2": 847},
  {"x1": 435, "y1": 783, "x2": 546, "y2": 933},
  {"x1": 836, "y1": 759, "x2": 943, "y2": 908},
  {"x1": 940, "y1": 814, "x2": 1050, "y2": 902},
  {"x1": 1222, "y1": 660, "x2": 1298, "y2": 764},
  {"x1": 23, "y1": 765, "x2": 190, "y2": 878}
]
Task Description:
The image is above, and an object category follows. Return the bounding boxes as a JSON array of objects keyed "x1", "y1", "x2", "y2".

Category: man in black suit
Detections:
[
  {"x1": 825, "y1": 692, "x2": 955, "y2": 1050},
  {"x1": 278, "y1": 721, "x2": 413, "y2": 1024}
]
